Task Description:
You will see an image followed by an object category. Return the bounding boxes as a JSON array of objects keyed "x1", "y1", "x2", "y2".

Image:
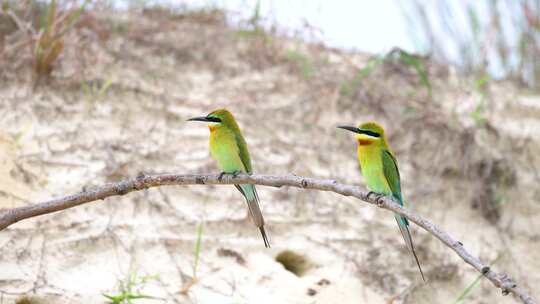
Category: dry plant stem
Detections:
[{"x1": 0, "y1": 173, "x2": 535, "y2": 304}]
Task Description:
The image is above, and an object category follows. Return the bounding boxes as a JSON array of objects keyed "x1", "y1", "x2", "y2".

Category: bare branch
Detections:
[{"x1": 0, "y1": 173, "x2": 535, "y2": 304}]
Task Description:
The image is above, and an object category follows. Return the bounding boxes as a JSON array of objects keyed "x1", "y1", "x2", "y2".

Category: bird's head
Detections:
[
  {"x1": 187, "y1": 108, "x2": 236, "y2": 132},
  {"x1": 337, "y1": 121, "x2": 385, "y2": 146}
]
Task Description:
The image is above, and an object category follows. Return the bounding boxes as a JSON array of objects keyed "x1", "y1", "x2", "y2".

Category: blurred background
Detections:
[{"x1": 1, "y1": 1, "x2": 539, "y2": 303}]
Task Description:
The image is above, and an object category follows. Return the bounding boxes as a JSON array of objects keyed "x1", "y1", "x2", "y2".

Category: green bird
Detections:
[
  {"x1": 338, "y1": 122, "x2": 425, "y2": 281},
  {"x1": 188, "y1": 109, "x2": 270, "y2": 248}
]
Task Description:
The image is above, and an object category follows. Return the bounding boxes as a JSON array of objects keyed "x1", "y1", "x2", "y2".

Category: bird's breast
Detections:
[
  {"x1": 357, "y1": 145, "x2": 390, "y2": 193},
  {"x1": 209, "y1": 129, "x2": 244, "y2": 172}
]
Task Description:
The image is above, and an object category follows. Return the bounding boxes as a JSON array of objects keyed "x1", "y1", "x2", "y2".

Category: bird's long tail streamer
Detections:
[
  {"x1": 395, "y1": 215, "x2": 426, "y2": 282},
  {"x1": 239, "y1": 184, "x2": 270, "y2": 248}
]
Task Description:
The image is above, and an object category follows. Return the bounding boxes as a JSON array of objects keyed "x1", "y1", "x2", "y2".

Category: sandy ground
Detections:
[{"x1": 1, "y1": 8, "x2": 540, "y2": 304}]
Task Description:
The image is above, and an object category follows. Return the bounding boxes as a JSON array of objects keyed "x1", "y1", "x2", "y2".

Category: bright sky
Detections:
[
  {"x1": 118, "y1": 0, "x2": 416, "y2": 53},
  {"x1": 116, "y1": 0, "x2": 520, "y2": 78},
  {"x1": 204, "y1": 0, "x2": 417, "y2": 53}
]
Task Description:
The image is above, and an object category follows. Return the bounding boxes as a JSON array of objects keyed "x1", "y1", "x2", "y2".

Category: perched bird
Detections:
[
  {"x1": 338, "y1": 122, "x2": 425, "y2": 281},
  {"x1": 188, "y1": 109, "x2": 270, "y2": 248}
]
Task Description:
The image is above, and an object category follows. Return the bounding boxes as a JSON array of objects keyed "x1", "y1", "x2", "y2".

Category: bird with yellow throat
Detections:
[
  {"x1": 188, "y1": 109, "x2": 270, "y2": 248},
  {"x1": 338, "y1": 122, "x2": 425, "y2": 281}
]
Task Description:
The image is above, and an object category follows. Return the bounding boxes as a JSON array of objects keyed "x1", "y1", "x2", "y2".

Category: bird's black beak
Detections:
[
  {"x1": 187, "y1": 116, "x2": 222, "y2": 123},
  {"x1": 337, "y1": 125, "x2": 362, "y2": 134},
  {"x1": 187, "y1": 116, "x2": 212, "y2": 122}
]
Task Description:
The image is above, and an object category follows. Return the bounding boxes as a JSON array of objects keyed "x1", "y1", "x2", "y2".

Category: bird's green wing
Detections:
[
  {"x1": 381, "y1": 149, "x2": 403, "y2": 204},
  {"x1": 383, "y1": 150, "x2": 425, "y2": 281},
  {"x1": 234, "y1": 132, "x2": 253, "y2": 173}
]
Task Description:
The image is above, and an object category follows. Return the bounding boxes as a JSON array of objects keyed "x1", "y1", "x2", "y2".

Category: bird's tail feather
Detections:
[
  {"x1": 239, "y1": 184, "x2": 270, "y2": 248},
  {"x1": 259, "y1": 226, "x2": 270, "y2": 248},
  {"x1": 395, "y1": 215, "x2": 426, "y2": 282}
]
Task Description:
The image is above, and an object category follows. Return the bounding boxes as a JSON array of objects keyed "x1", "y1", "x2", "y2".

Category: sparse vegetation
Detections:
[
  {"x1": 285, "y1": 48, "x2": 314, "y2": 79},
  {"x1": 387, "y1": 48, "x2": 432, "y2": 96},
  {"x1": 340, "y1": 48, "x2": 431, "y2": 98},
  {"x1": 453, "y1": 254, "x2": 503, "y2": 304},
  {"x1": 469, "y1": 73, "x2": 491, "y2": 126},
  {"x1": 102, "y1": 272, "x2": 159, "y2": 304},
  {"x1": 193, "y1": 221, "x2": 204, "y2": 279},
  {"x1": 0, "y1": 0, "x2": 88, "y2": 85},
  {"x1": 340, "y1": 55, "x2": 383, "y2": 97},
  {"x1": 234, "y1": 0, "x2": 266, "y2": 40},
  {"x1": 179, "y1": 221, "x2": 205, "y2": 295},
  {"x1": 34, "y1": 0, "x2": 86, "y2": 75},
  {"x1": 403, "y1": 1, "x2": 540, "y2": 90},
  {"x1": 81, "y1": 76, "x2": 113, "y2": 102}
]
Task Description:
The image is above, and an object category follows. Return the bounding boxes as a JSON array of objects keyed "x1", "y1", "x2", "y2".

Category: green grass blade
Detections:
[
  {"x1": 193, "y1": 222, "x2": 204, "y2": 278},
  {"x1": 397, "y1": 51, "x2": 432, "y2": 96},
  {"x1": 55, "y1": 0, "x2": 89, "y2": 39},
  {"x1": 358, "y1": 56, "x2": 383, "y2": 79},
  {"x1": 453, "y1": 254, "x2": 504, "y2": 303},
  {"x1": 453, "y1": 274, "x2": 483, "y2": 304},
  {"x1": 102, "y1": 293, "x2": 124, "y2": 304}
]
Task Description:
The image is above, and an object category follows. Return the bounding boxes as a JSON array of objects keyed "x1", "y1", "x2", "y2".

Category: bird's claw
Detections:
[
  {"x1": 367, "y1": 191, "x2": 385, "y2": 207},
  {"x1": 218, "y1": 171, "x2": 241, "y2": 182}
]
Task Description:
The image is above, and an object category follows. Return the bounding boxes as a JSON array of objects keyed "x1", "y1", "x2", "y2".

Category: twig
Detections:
[
  {"x1": 6, "y1": 10, "x2": 35, "y2": 35},
  {"x1": 0, "y1": 173, "x2": 535, "y2": 304}
]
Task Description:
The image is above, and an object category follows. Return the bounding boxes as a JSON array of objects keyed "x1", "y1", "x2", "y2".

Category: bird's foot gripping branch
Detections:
[
  {"x1": 0, "y1": 173, "x2": 535, "y2": 304},
  {"x1": 217, "y1": 170, "x2": 242, "y2": 181},
  {"x1": 366, "y1": 191, "x2": 386, "y2": 207}
]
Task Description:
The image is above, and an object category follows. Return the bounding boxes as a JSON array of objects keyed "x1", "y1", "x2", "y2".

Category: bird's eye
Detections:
[
  {"x1": 206, "y1": 116, "x2": 222, "y2": 123},
  {"x1": 361, "y1": 130, "x2": 381, "y2": 138}
]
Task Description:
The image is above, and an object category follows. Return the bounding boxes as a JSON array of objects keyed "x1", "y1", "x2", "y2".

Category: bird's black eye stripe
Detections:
[
  {"x1": 360, "y1": 129, "x2": 380, "y2": 138},
  {"x1": 206, "y1": 116, "x2": 222, "y2": 123}
]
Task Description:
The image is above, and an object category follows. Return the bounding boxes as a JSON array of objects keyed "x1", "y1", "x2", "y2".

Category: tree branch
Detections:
[{"x1": 0, "y1": 173, "x2": 535, "y2": 304}]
